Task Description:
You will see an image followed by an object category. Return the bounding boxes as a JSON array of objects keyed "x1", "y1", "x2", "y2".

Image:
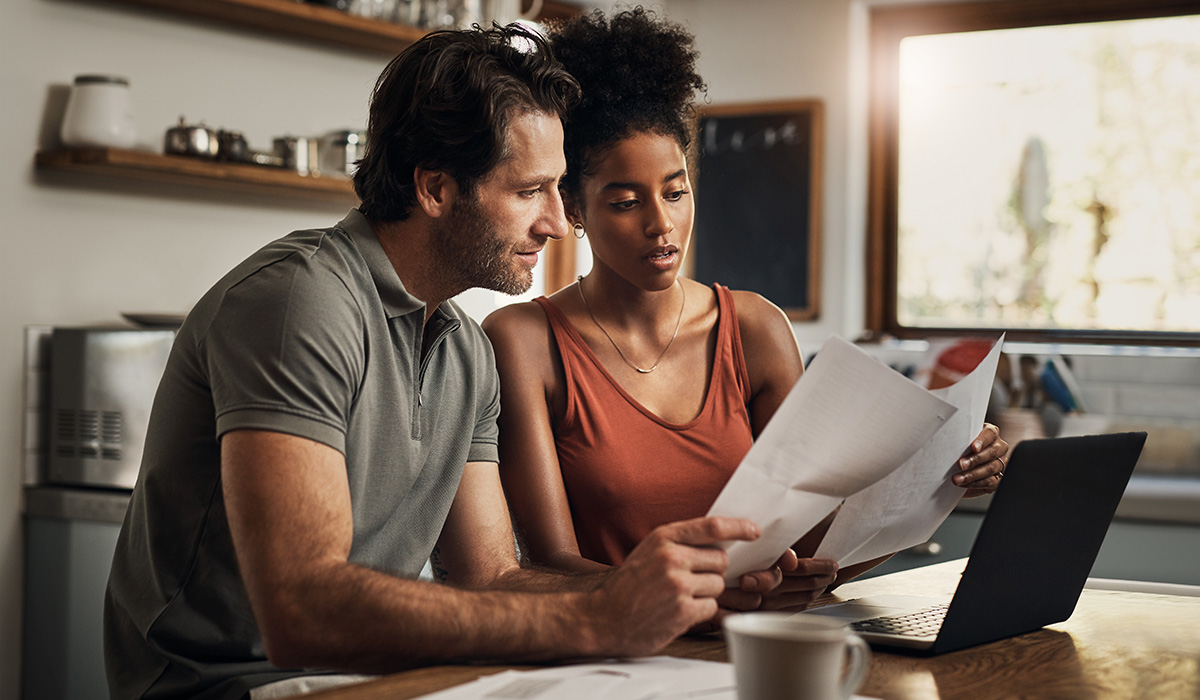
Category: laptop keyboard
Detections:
[{"x1": 851, "y1": 603, "x2": 949, "y2": 637}]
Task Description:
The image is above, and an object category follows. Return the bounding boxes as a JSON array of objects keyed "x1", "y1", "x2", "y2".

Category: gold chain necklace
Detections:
[{"x1": 576, "y1": 275, "x2": 685, "y2": 374}]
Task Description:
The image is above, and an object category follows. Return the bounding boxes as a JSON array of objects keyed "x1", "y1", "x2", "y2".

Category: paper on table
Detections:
[
  {"x1": 815, "y1": 335, "x2": 1005, "y2": 567},
  {"x1": 405, "y1": 669, "x2": 626, "y2": 700},
  {"x1": 407, "y1": 656, "x2": 735, "y2": 700},
  {"x1": 707, "y1": 335, "x2": 957, "y2": 585}
]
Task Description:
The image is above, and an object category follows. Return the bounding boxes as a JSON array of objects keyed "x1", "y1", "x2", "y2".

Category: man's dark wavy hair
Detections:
[
  {"x1": 546, "y1": 7, "x2": 705, "y2": 202},
  {"x1": 354, "y1": 24, "x2": 580, "y2": 222}
]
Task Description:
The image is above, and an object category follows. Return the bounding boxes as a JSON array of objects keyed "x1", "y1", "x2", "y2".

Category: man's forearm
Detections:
[
  {"x1": 487, "y1": 562, "x2": 608, "y2": 593},
  {"x1": 254, "y1": 517, "x2": 762, "y2": 674},
  {"x1": 256, "y1": 560, "x2": 607, "y2": 673},
  {"x1": 431, "y1": 544, "x2": 609, "y2": 593}
]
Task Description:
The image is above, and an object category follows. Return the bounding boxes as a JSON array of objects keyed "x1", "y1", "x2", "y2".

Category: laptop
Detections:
[{"x1": 800, "y1": 431, "x2": 1147, "y2": 655}]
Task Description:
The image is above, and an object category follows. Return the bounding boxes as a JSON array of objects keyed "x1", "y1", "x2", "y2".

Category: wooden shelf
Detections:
[
  {"x1": 35, "y1": 148, "x2": 358, "y2": 203},
  {"x1": 37, "y1": 1, "x2": 582, "y2": 202},
  {"x1": 101, "y1": 0, "x2": 582, "y2": 55}
]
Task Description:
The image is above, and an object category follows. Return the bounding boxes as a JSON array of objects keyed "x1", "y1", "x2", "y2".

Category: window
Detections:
[{"x1": 867, "y1": 0, "x2": 1200, "y2": 345}]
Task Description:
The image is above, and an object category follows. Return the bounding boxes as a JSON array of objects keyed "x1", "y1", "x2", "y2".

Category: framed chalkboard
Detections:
[{"x1": 692, "y1": 100, "x2": 823, "y2": 320}]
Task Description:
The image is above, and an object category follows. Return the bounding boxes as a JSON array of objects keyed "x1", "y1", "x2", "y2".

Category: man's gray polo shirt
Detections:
[{"x1": 105, "y1": 209, "x2": 500, "y2": 700}]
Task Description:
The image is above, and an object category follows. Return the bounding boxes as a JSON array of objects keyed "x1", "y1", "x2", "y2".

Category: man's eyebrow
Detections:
[
  {"x1": 600, "y1": 169, "x2": 688, "y2": 192},
  {"x1": 516, "y1": 171, "x2": 566, "y2": 189}
]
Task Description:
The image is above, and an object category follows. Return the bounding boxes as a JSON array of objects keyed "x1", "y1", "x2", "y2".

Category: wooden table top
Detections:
[{"x1": 298, "y1": 560, "x2": 1200, "y2": 700}]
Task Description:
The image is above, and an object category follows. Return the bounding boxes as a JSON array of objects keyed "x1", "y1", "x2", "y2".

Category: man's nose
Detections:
[{"x1": 539, "y1": 188, "x2": 570, "y2": 240}]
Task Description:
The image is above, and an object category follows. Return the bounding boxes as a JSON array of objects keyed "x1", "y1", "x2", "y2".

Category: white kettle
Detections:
[{"x1": 485, "y1": 0, "x2": 542, "y2": 27}]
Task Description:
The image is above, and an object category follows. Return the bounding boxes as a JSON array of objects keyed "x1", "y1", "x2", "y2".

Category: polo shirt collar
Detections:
[{"x1": 337, "y1": 208, "x2": 425, "y2": 319}]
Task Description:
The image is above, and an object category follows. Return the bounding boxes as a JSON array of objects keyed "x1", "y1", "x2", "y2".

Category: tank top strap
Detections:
[
  {"x1": 533, "y1": 295, "x2": 588, "y2": 427},
  {"x1": 713, "y1": 284, "x2": 753, "y2": 406}
]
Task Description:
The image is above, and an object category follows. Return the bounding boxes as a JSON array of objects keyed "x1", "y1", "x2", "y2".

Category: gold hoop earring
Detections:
[{"x1": 573, "y1": 223, "x2": 586, "y2": 239}]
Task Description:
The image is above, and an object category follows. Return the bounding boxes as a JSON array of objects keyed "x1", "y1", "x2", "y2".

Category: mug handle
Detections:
[
  {"x1": 519, "y1": 0, "x2": 543, "y2": 20},
  {"x1": 839, "y1": 634, "x2": 872, "y2": 699}
]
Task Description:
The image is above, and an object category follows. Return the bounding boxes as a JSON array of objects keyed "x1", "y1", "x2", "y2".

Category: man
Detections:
[{"x1": 104, "y1": 25, "x2": 770, "y2": 700}]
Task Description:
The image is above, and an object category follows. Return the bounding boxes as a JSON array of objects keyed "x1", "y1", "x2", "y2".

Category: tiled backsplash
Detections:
[{"x1": 1066, "y1": 352, "x2": 1200, "y2": 476}]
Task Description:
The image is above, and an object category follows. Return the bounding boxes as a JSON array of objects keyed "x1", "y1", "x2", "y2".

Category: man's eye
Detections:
[{"x1": 665, "y1": 190, "x2": 690, "y2": 201}]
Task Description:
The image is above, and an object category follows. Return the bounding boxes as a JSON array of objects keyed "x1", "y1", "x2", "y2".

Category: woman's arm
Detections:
[
  {"x1": 731, "y1": 290, "x2": 806, "y2": 438},
  {"x1": 482, "y1": 303, "x2": 609, "y2": 575},
  {"x1": 731, "y1": 291, "x2": 839, "y2": 610}
]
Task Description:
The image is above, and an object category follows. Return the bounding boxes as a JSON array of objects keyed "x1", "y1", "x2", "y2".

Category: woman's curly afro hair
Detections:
[{"x1": 546, "y1": 6, "x2": 705, "y2": 199}]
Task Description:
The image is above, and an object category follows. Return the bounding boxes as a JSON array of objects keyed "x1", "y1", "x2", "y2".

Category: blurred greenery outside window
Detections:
[{"x1": 869, "y1": 1, "x2": 1200, "y2": 345}]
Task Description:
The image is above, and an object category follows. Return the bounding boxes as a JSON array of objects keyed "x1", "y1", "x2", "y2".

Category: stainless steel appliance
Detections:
[
  {"x1": 163, "y1": 116, "x2": 219, "y2": 159},
  {"x1": 273, "y1": 134, "x2": 320, "y2": 176},
  {"x1": 48, "y1": 327, "x2": 174, "y2": 490},
  {"x1": 319, "y1": 129, "x2": 366, "y2": 176}
]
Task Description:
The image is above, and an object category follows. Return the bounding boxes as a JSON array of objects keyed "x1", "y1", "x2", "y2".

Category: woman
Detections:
[{"x1": 482, "y1": 7, "x2": 1007, "y2": 612}]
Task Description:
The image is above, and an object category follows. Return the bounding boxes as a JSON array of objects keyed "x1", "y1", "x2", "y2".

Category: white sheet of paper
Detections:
[
  {"x1": 815, "y1": 335, "x2": 1005, "y2": 566},
  {"x1": 408, "y1": 656, "x2": 735, "y2": 700},
  {"x1": 707, "y1": 335, "x2": 957, "y2": 584}
]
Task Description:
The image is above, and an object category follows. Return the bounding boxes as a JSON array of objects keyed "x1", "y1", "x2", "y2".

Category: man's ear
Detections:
[{"x1": 413, "y1": 167, "x2": 457, "y2": 218}]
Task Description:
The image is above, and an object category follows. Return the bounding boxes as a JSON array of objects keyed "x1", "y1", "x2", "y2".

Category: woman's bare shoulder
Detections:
[
  {"x1": 482, "y1": 300, "x2": 552, "y2": 355},
  {"x1": 484, "y1": 299, "x2": 566, "y2": 408},
  {"x1": 484, "y1": 298, "x2": 551, "y2": 330},
  {"x1": 727, "y1": 289, "x2": 793, "y2": 339},
  {"x1": 725, "y1": 288, "x2": 803, "y2": 414}
]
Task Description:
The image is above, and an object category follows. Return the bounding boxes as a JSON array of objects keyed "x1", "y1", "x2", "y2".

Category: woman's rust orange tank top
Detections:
[{"x1": 533, "y1": 284, "x2": 755, "y2": 566}]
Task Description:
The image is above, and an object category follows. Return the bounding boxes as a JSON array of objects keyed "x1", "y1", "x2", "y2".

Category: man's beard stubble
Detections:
[{"x1": 431, "y1": 192, "x2": 533, "y2": 297}]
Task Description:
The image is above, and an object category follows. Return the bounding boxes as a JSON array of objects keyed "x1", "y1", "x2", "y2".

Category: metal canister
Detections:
[
  {"x1": 216, "y1": 130, "x2": 249, "y2": 162},
  {"x1": 319, "y1": 130, "x2": 367, "y2": 177},
  {"x1": 273, "y1": 135, "x2": 320, "y2": 176},
  {"x1": 164, "y1": 117, "x2": 219, "y2": 159}
]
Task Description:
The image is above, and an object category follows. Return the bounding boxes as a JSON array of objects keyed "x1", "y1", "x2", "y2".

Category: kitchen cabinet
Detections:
[{"x1": 22, "y1": 487, "x2": 130, "y2": 700}]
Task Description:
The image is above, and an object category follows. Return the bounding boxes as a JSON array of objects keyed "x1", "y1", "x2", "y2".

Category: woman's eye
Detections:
[
  {"x1": 665, "y1": 189, "x2": 690, "y2": 202},
  {"x1": 610, "y1": 199, "x2": 638, "y2": 210}
]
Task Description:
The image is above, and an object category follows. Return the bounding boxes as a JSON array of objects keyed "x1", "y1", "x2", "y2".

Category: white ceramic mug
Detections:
[{"x1": 724, "y1": 613, "x2": 871, "y2": 700}]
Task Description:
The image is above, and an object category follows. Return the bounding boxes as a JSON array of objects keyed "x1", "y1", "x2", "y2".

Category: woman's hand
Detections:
[
  {"x1": 718, "y1": 549, "x2": 838, "y2": 616},
  {"x1": 732, "y1": 512, "x2": 839, "y2": 614},
  {"x1": 686, "y1": 555, "x2": 785, "y2": 634},
  {"x1": 955, "y1": 422, "x2": 1009, "y2": 497},
  {"x1": 686, "y1": 548, "x2": 838, "y2": 633},
  {"x1": 753, "y1": 551, "x2": 838, "y2": 612}
]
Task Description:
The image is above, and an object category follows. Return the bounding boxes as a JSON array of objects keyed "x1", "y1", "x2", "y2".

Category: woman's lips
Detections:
[{"x1": 645, "y1": 247, "x2": 678, "y2": 271}]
